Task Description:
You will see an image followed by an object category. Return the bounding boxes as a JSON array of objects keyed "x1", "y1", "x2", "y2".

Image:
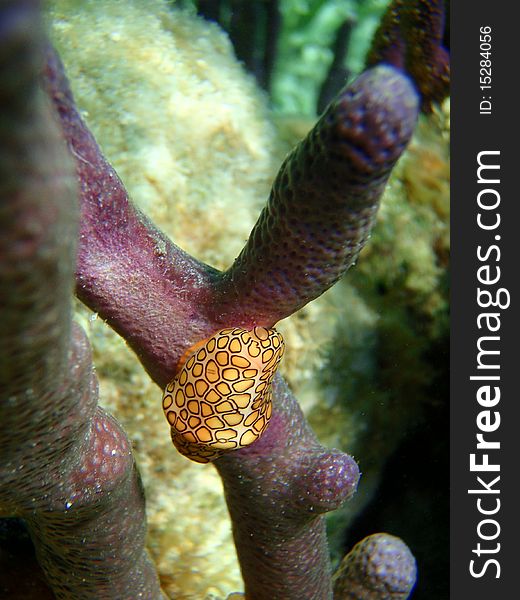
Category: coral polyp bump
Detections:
[{"x1": 163, "y1": 327, "x2": 285, "y2": 462}]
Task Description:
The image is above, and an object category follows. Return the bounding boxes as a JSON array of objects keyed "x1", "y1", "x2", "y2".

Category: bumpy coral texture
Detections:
[
  {"x1": 44, "y1": 29, "x2": 419, "y2": 599},
  {"x1": 366, "y1": 0, "x2": 450, "y2": 112},
  {"x1": 333, "y1": 533, "x2": 417, "y2": 599},
  {"x1": 213, "y1": 66, "x2": 419, "y2": 326},
  {"x1": 0, "y1": 1, "x2": 163, "y2": 598},
  {"x1": 0, "y1": 0, "x2": 451, "y2": 596}
]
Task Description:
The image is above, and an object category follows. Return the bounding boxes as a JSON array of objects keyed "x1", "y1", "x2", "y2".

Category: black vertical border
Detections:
[{"x1": 451, "y1": 1, "x2": 518, "y2": 597}]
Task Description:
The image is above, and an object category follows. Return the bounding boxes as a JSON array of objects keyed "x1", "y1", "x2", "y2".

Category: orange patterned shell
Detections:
[{"x1": 162, "y1": 327, "x2": 284, "y2": 463}]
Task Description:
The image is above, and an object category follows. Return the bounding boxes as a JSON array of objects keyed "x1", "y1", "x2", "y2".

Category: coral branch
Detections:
[
  {"x1": 317, "y1": 17, "x2": 355, "y2": 114},
  {"x1": 45, "y1": 55, "x2": 418, "y2": 371},
  {"x1": 333, "y1": 534, "x2": 417, "y2": 599},
  {"x1": 366, "y1": 0, "x2": 450, "y2": 112},
  {"x1": 217, "y1": 376, "x2": 360, "y2": 599},
  {"x1": 44, "y1": 49, "x2": 221, "y2": 387},
  {"x1": 0, "y1": 0, "x2": 75, "y2": 395},
  {"x1": 213, "y1": 66, "x2": 418, "y2": 327},
  {"x1": 0, "y1": 2, "x2": 162, "y2": 597},
  {"x1": 0, "y1": 0, "x2": 445, "y2": 594},
  {"x1": 43, "y1": 46, "x2": 419, "y2": 597}
]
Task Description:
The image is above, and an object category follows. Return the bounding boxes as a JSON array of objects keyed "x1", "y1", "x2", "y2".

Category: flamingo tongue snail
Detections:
[{"x1": 162, "y1": 327, "x2": 285, "y2": 462}]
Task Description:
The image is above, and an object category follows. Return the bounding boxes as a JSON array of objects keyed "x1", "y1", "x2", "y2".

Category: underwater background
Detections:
[{"x1": 1, "y1": 1, "x2": 449, "y2": 598}]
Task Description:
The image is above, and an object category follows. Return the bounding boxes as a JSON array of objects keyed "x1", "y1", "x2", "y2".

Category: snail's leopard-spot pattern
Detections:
[{"x1": 163, "y1": 327, "x2": 284, "y2": 463}]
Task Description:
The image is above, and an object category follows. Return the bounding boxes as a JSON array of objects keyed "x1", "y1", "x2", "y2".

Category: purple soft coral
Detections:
[
  {"x1": 0, "y1": 2, "x2": 162, "y2": 598},
  {"x1": 214, "y1": 66, "x2": 419, "y2": 326},
  {"x1": 366, "y1": 0, "x2": 450, "y2": 112},
  {"x1": 1, "y1": 0, "x2": 426, "y2": 596},
  {"x1": 333, "y1": 533, "x2": 417, "y2": 599},
  {"x1": 43, "y1": 41, "x2": 419, "y2": 600}
]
